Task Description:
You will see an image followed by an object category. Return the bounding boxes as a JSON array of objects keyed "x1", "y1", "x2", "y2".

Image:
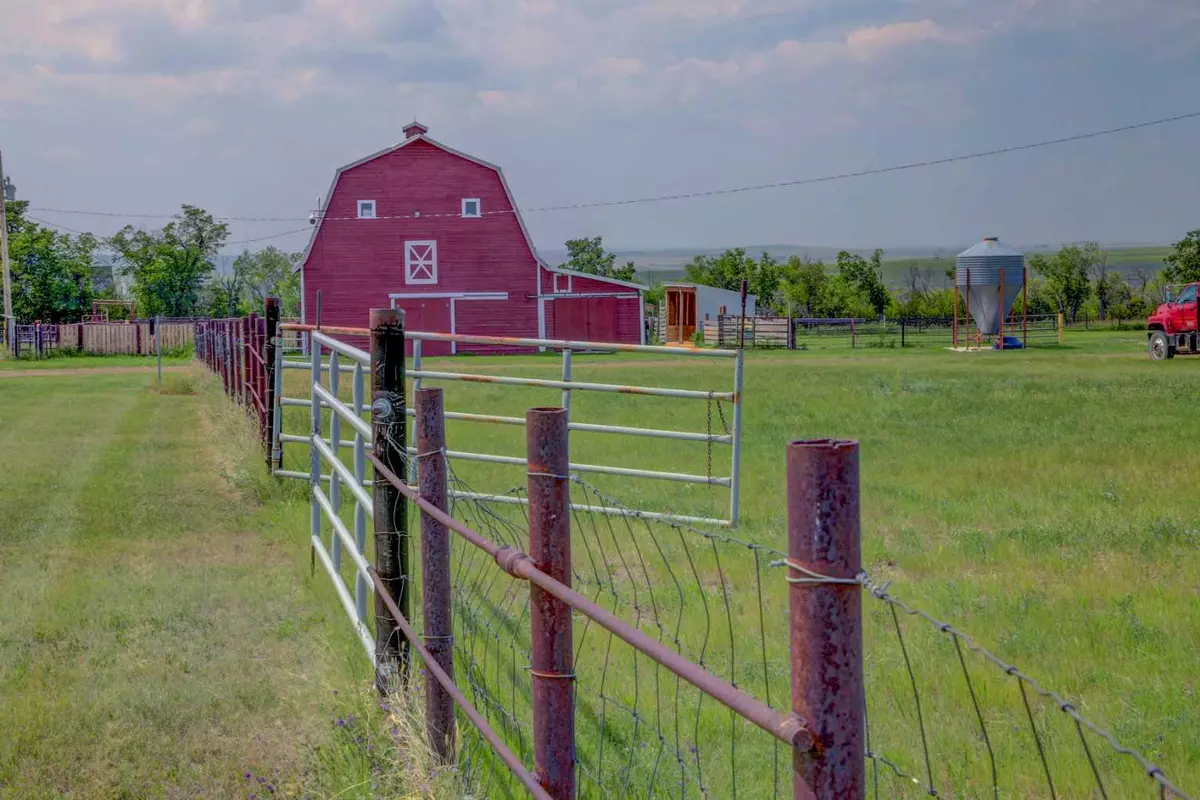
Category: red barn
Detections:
[{"x1": 299, "y1": 122, "x2": 644, "y2": 355}]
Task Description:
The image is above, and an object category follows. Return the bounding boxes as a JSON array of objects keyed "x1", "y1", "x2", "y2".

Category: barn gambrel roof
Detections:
[{"x1": 297, "y1": 130, "x2": 643, "y2": 293}]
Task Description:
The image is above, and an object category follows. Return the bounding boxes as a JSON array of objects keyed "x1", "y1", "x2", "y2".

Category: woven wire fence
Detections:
[{"x1": 441, "y1": 462, "x2": 791, "y2": 798}]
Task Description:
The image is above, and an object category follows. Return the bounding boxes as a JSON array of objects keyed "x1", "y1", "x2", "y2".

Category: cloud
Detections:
[{"x1": 844, "y1": 19, "x2": 960, "y2": 60}]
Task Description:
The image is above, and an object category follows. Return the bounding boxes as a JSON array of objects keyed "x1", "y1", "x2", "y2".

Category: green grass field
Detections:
[
  {"x1": 0, "y1": 366, "x2": 422, "y2": 798},
  {"x1": 271, "y1": 327, "x2": 1198, "y2": 798},
  {"x1": 4, "y1": 329, "x2": 1197, "y2": 797}
]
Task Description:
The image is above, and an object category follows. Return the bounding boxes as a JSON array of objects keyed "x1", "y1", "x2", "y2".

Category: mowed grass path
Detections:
[{"x1": 0, "y1": 367, "x2": 366, "y2": 798}]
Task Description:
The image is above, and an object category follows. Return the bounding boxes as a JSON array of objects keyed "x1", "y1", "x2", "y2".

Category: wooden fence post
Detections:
[
  {"x1": 370, "y1": 308, "x2": 409, "y2": 692},
  {"x1": 787, "y1": 439, "x2": 864, "y2": 800},
  {"x1": 527, "y1": 407, "x2": 576, "y2": 799}
]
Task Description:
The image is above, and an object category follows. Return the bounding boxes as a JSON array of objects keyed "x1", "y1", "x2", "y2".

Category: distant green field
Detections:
[{"x1": 272, "y1": 328, "x2": 1197, "y2": 798}]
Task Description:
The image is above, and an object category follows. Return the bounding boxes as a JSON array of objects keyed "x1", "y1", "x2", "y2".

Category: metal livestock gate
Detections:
[{"x1": 273, "y1": 324, "x2": 746, "y2": 528}]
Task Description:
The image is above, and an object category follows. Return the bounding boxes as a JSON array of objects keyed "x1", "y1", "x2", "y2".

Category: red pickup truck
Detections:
[{"x1": 1148, "y1": 283, "x2": 1199, "y2": 359}]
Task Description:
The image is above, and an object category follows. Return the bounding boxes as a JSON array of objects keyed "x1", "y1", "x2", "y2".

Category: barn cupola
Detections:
[{"x1": 403, "y1": 120, "x2": 429, "y2": 139}]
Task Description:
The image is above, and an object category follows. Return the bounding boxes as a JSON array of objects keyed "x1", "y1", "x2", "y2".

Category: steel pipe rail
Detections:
[
  {"x1": 281, "y1": 322, "x2": 738, "y2": 358},
  {"x1": 409, "y1": 330, "x2": 739, "y2": 358},
  {"x1": 405, "y1": 447, "x2": 730, "y2": 487},
  {"x1": 281, "y1": 433, "x2": 357, "y2": 450},
  {"x1": 313, "y1": 329, "x2": 371, "y2": 365},
  {"x1": 314, "y1": 435, "x2": 372, "y2": 511},
  {"x1": 313, "y1": 485, "x2": 372, "y2": 582},
  {"x1": 369, "y1": 452, "x2": 808, "y2": 747},
  {"x1": 411, "y1": 369, "x2": 735, "y2": 402},
  {"x1": 313, "y1": 383, "x2": 373, "y2": 440},
  {"x1": 401, "y1": 408, "x2": 733, "y2": 444},
  {"x1": 284, "y1": 359, "x2": 357, "y2": 374},
  {"x1": 311, "y1": 533, "x2": 374, "y2": 656}
]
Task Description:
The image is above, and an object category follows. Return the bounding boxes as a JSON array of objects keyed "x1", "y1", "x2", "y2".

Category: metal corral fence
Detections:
[
  {"x1": 194, "y1": 306, "x2": 278, "y2": 452},
  {"x1": 195, "y1": 302, "x2": 1193, "y2": 800},
  {"x1": 709, "y1": 315, "x2": 1066, "y2": 350},
  {"x1": 273, "y1": 323, "x2": 745, "y2": 529},
  {"x1": 11, "y1": 319, "x2": 197, "y2": 358}
]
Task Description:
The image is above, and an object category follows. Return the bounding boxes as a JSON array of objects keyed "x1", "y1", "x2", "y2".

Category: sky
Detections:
[{"x1": 1, "y1": 0, "x2": 1198, "y2": 255}]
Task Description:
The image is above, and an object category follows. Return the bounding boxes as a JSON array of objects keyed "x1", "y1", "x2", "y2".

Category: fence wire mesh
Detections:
[
  {"x1": 763, "y1": 560, "x2": 1194, "y2": 800},
  {"x1": 439, "y1": 459, "x2": 792, "y2": 799}
]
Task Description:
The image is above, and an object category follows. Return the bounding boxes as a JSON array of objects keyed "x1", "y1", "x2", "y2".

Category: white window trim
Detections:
[
  {"x1": 357, "y1": 200, "x2": 376, "y2": 219},
  {"x1": 461, "y1": 198, "x2": 481, "y2": 218},
  {"x1": 553, "y1": 273, "x2": 572, "y2": 294},
  {"x1": 405, "y1": 240, "x2": 438, "y2": 285}
]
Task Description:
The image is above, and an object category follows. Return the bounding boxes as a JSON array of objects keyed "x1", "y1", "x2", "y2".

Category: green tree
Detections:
[
  {"x1": 108, "y1": 205, "x2": 229, "y2": 317},
  {"x1": 1029, "y1": 243, "x2": 1097, "y2": 322},
  {"x1": 779, "y1": 256, "x2": 827, "y2": 317},
  {"x1": 821, "y1": 273, "x2": 877, "y2": 318},
  {"x1": 684, "y1": 248, "x2": 750, "y2": 292},
  {"x1": 5, "y1": 200, "x2": 97, "y2": 323},
  {"x1": 834, "y1": 249, "x2": 890, "y2": 316},
  {"x1": 562, "y1": 236, "x2": 637, "y2": 282},
  {"x1": 1100, "y1": 274, "x2": 1135, "y2": 322},
  {"x1": 750, "y1": 252, "x2": 782, "y2": 312},
  {"x1": 205, "y1": 251, "x2": 252, "y2": 318},
  {"x1": 683, "y1": 248, "x2": 783, "y2": 310},
  {"x1": 242, "y1": 246, "x2": 301, "y2": 314},
  {"x1": 1163, "y1": 229, "x2": 1200, "y2": 284}
]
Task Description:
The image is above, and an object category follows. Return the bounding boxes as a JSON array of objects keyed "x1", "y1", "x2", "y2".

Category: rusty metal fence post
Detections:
[
  {"x1": 527, "y1": 407, "x2": 576, "y2": 799},
  {"x1": 371, "y1": 308, "x2": 409, "y2": 692},
  {"x1": 786, "y1": 439, "x2": 864, "y2": 800},
  {"x1": 416, "y1": 387, "x2": 455, "y2": 762},
  {"x1": 264, "y1": 298, "x2": 280, "y2": 470}
]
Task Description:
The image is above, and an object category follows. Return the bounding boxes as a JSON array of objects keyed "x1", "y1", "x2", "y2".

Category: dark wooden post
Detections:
[
  {"x1": 527, "y1": 407, "x2": 575, "y2": 799},
  {"x1": 371, "y1": 308, "x2": 409, "y2": 692},
  {"x1": 416, "y1": 387, "x2": 454, "y2": 761},
  {"x1": 787, "y1": 439, "x2": 864, "y2": 800},
  {"x1": 264, "y1": 298, "x2": 280, "y2": 468}
]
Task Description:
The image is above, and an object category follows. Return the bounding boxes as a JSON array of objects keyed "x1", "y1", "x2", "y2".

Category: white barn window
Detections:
[
  {"x1": 462, "y1": 198, "x2": 481, "y2": 218},
  {"x1": 357, "y1": 200, "x2": 376, "y2": 219},
  {"x1": 405, "y1": 240, "x2": 438, "y2": 285}
]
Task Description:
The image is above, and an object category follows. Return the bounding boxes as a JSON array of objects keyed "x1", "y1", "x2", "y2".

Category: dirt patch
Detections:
[{"x1": 0, "y1": 366, "x2": 191, "y2": 378}]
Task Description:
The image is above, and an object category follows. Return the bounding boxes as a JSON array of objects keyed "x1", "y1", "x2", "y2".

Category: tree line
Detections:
[
  {"x1": 4, "y1": 201, "x2": 300, "y2": 323},
  {"x1": 564, "y1": 232, "x2": 1200, "y2": 324}
]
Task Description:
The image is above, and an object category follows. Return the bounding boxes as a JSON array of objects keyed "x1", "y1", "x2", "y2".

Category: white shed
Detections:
[{"x1": 661, "y1": 283, "x2": 757, "y2": 344}]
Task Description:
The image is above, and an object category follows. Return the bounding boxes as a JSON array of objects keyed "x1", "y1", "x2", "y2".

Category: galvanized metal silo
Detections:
[{"x1": 955, "y1": 237, "x2": 1025, "y2": 336}]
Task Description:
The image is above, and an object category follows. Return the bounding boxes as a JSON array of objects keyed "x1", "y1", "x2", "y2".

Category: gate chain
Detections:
[{"x1": 716, "y1": 398, "x2": 730, "y2": 436}]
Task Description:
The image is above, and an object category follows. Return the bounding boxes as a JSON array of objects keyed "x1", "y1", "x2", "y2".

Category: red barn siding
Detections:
[{"x1": 301, "y1": 130, "x2": 642, "y2": 350}]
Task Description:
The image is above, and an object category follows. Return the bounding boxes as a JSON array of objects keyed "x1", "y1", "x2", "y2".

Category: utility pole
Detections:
[{"x1": 0, "y1": 150, "x2": 13, "y2": 351}]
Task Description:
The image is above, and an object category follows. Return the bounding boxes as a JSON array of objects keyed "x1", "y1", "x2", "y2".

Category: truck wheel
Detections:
[{"x1": 1149, "y1": 331, "x2": 1175, "y2": 360}]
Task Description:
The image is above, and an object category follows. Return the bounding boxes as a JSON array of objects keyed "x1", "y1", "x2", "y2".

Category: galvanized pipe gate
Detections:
[{"x1": 274, "y1": 321, "x2": 745, "y2": 528}]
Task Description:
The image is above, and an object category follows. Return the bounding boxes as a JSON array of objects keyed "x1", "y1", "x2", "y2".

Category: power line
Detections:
[
  {"x1": 28, "y1": 215, "x2": 310, "y2": 245},
  {"x1": 24, "y1": 109, "x2": 1200, "y2": 224}
]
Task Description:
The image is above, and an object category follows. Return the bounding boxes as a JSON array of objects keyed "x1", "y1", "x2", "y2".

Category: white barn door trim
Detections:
[{"x1": 404, "y1": 240, "x2": 438, "y2": 285}]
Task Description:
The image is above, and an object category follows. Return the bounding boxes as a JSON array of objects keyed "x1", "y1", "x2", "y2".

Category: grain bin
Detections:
[{"x1": 955, "y1": 237, "x2": 1025, "y2": 337}]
